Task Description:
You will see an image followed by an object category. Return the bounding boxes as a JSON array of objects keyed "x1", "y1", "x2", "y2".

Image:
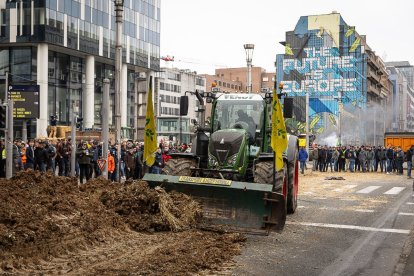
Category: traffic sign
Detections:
[{"x1": 97, "y1": 159, "x2": 106, "y2": 172}]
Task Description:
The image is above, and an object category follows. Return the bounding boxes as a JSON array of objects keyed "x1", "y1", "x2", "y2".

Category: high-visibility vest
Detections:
[
  {"x1": 21, "y1": 147, "x2": 27, "y2": 165},
  {"x1": 2, "y1": 148, "x2": 5, "y2": 159}
]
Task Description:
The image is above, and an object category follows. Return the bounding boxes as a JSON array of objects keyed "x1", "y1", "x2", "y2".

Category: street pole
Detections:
[
  {"x1": 373, "y1": 108, "x2": 376, "y2": 146},
  {"x1": 244, "y1": 44, "x2": 254, "y2": 94},
  {"x1": 305, "y1": 76, "x2": 309, "y2": 158},
  {"x1": 338, "y1": 91, "x2": 342, "y2": 146},
  {"x1": 102, "y1": 79, "x2": 110, "y2": 179},
  {"x1": 22, "y1": 120, "x2": 27, "y2": 142},
  {"x1": 114, "y1": 0, "x2": 124, "y2": 182},
  {"x1": 6, "y1": 99, "x2": 13, "y2": 179},
  {"x1": 70, "y1": 115, "x2": 76, "y2": 177}
]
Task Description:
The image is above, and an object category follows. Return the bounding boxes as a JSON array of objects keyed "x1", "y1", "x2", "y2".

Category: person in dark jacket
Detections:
[
  {"x1": 326, "y1": 147, "x2": 333, "y2": 172},
  {"x1": 76, "y1": 142, "x2": 93, "y2": 184},
  {"x1": 298, "y1": 147, "x2": 308, "y2": 174},
  {"x1": 386, "y1": 145, "x2": 394, "y2": 174},
  {"x1": 150, "y1": 147, "x2": 163, "y2": 174},
  {"x1": 395, "y1": 147, "x2": 404, "y2": 175},
  {"x1": 406, "y1": 145, "x2": 414, "y2": 179},
  {"x1": 34, "y1": 141, "x2": 48, "y2": 172},
  {"x1": 25, "y1": 139, "x2": 36, "y2": 170},
  {"x1": 318, "y1": 146, "x2": 327, "y2": 172}
]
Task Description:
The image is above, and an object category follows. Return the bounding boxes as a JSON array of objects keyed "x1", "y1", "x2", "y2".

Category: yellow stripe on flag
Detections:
[
  {"x1": 143, "y1": 76, "x2": 158, "y2": 167},
  {"x1": 285, "y1": 44, "x2": 294, "y2": 56},
  {"x1": 329, "y1": 114, "x2": 337, "y2": 126},
  {"x1": 271, "y1": 89, "x2": 288, "y2": 171},
  {"x1": 309, "y1": 115, "x2": 320, "y2": 130},
  {"x1": 345, "y1": 26, "x2": 355, "y2": 37},
  {"x1": 350, "y1": 37, "x2": 361, "y2": 52}
]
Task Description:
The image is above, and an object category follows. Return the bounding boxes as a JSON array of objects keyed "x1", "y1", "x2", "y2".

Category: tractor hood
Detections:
[{"x1": 209, "y1": 129, "x2": 246, "y2": 166}]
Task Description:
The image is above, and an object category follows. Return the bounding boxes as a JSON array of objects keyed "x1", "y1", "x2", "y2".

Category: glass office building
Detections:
[{"x1": 0, "y1": 0, "x2": 160, "y2": 138}]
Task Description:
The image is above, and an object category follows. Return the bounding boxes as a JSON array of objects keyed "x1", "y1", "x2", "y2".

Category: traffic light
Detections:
[
  {"x1": 0, "y1": 105, "x2": 6, "y2": 129},
  {"x1": 76, "y1": 117, "x2": 83, "y2": 130}
]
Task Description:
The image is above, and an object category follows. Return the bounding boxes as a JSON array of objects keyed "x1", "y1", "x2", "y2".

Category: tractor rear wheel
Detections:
[
  {"x1": 287, "y1": 152, "x2": 299, "y2": 214},
  {"x1": 163, "y1": 158, "x2": 197, "y2": 176}
]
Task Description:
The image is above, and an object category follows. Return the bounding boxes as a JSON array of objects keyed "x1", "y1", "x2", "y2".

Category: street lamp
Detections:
[
  {"x1": 244, "y1": 44, "x2": 254, "y2": 94},
  {"x1": 114, "y1": 0, "x2": 124, "y2": 181}
]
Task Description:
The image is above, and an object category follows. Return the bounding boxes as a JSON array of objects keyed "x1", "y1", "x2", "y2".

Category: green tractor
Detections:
[{"x1": 143, "y1": 90, "x2": 299, "y2": 234}]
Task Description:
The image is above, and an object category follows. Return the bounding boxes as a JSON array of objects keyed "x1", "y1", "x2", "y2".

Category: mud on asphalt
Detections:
[{"x1": 0, "y1": 171, "x2": 245, "y2": 275}]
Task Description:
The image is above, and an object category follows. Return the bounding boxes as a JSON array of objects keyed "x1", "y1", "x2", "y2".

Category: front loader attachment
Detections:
[{"x1": 143, "y1": 174, "x2": 286, "y2": 234}]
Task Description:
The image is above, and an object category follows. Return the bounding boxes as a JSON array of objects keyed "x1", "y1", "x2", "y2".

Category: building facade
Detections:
[
  {"x1": 155, "y1": 67, "x2": 206, "y2": 145},
  {"x1": 276, "y1": 12, "x2": 390, "y2": 145},
  {"x1": 386, "y1": 62, "x2": 414, "y2": 132},
  {"x1": 0, "y1": 0, "x2": 160, "y2": 139}
]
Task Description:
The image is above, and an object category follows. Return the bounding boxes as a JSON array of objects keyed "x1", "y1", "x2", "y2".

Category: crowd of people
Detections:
[
  {"x1": 0, "y1": 138, "x2": 192, "y2": 183},
  {"x1": 298, "y1": 144, "x2": 413, "y2": 177}
]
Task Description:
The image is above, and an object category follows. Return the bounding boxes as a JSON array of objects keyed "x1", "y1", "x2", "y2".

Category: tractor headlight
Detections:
[
  {"x1": 208, "y1": 154, "x2": 218, "y2": 167},
  {"x1": 227, "y1": 154, "x2": 238, "y2": 166}
]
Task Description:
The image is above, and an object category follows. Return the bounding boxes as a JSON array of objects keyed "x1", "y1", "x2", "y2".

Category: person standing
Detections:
[
  {"x1": 311, "y1": 146, "x2": 319, "y2": 171},
  {"x1": 108, "y1": 150, "x2": 115, "y2": 181},
  {"x1": 298, "y1": 147, "x2": 308, "y2": 174},
  {"x1": 386, "y1": 145, "x2": 394, "y2": 174},
  {"x1": 76, "y1": 142, "x2": 92, "y2": 184},
  {"x1": 366, "y1": 147, "x2": 375, "y2": 172},
  {"x1": 125, "y1": 147, "x2": 136, "y2": 180},
  {"x1": 359, "y1": 146, "x2": 367, "y2": 173},
  {"x1": 406, "y1": 145, "x2": 414, "y2": 179},
  {"x1": 134, "y1": 144, "x2": 143, "y2": 179},
  {"x1": 395, "y1": 147, "x2": 404, "y2": 175},
  {"x1": 332, "y1": 147, "x2": 339, "y2": 172},
  {"x1": 348, "y1": 147, "x2": 356, "y2": 172},
  {"x1": 25, "y1": 139, "x2": 36, "y2": 170},
  {"x1": 150, "y1": 148, "x2": 163, "y2": 174}
]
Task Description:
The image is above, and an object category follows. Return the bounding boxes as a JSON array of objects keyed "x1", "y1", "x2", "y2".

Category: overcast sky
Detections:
[{"x1": 160, "y1": 0, "x2": 414, "y2": 75}]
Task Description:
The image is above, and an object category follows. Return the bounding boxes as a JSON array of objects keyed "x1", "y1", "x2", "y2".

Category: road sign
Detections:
[
  {"x1": 97, "y1": 159, "x2": 106, "y2": 172},
  {"x1": 7, "y1": 85, "x2": 40, "y2": 119}
]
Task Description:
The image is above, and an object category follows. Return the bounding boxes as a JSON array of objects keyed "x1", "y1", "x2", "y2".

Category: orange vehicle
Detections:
[{"x1": 384, "y1": 132, "x2": 414, "y2": 152}]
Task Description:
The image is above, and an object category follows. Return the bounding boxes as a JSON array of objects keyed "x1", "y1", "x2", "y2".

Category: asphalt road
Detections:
[{"x1": 231, "y1": 171, "x2": 414, "y2": 276}]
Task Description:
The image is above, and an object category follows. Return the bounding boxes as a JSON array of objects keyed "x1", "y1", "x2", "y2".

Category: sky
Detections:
[{"x1": 160, "y1": 0, "x2": 414, "y2": 75}]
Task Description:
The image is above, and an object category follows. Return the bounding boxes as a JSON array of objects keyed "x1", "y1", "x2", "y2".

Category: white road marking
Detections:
[
  {"x1": 384, "y1": 187, "x2": 405, "y2": 195},
  {"x1": 334, "y1": 185, "x2": 358, "y2": 192},
  {"x1": 287, "y1": 221, "x2": 410, "y2": 234},
  {"x1": 399, "y1": 212, "x2": 414, "y2": 216},
  {"x1": 406, "y1": 202, "x2": 414, "y2": 205},
  {"x1": 356, "y1": 186, "x2": 381, "y2": 194},
  {"x1": 297, "y1": 205, "x2": 306, "y2": 209},
  {"x1": 354, "y1": 209, "x2": 375, "y2": 213}
]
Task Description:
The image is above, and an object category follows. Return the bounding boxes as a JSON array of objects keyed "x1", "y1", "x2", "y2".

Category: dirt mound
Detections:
[{"x1": 0, "y1": 171, "x2": 244, "y2": 274}]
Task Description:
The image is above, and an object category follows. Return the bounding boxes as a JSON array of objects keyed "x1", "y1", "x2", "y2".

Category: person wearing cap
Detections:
[{"x1": 76, "y1": 142, "x2": 93, "y2": 184}]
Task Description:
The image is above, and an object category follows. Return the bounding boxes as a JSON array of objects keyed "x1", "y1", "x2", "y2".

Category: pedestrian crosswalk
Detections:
[{"x1": 318, "y1": 185, "x2": 414, "y2": 196}]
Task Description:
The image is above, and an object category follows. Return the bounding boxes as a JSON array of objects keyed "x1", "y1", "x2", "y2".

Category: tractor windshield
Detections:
[{"x1": 212, "y1": 98, "x2": 265, "y2": 138}]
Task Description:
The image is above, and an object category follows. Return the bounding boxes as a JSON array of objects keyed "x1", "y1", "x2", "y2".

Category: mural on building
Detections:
[{"x1": 276, "y1": 13, "x2": 367, "y2": 137}]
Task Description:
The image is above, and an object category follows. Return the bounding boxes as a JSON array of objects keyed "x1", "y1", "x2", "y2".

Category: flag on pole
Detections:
[
  {"x1": 271, "y1": 88, "x2": 288, "y2": 171},
  {"x1": 350, "y1": 37, "x2": 361, "y2": 52},
  {"x1": 143, "y1": 76, "x2": 158, "y2": 167},
  {"x1": 285, "y1": 44, "x2": 294, "y2": 55}
]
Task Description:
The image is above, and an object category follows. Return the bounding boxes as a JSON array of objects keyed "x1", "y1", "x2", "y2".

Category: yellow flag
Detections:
[
  {"x1": 350, "y1": 37, "x2": 361, "y2": 52},
  {"x1": 271, "y1": 89, "x2": 288, "y2": 171},
  {"x1": 144, "y1": 76, "x2": 158, "y2": 167},
  {"x1": 285, "y1": 44, "x2": 294, "y2": 55}
]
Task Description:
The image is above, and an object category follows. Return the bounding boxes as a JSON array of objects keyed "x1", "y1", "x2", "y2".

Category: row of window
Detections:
[
  {"x1": 160, "y1": 94, "x2": 180, "y2": 104},
  {"x1": 214, "y1": 80, "x2": 242, "y2": 90},
  {"x1": 161, "y1": 107, "x2": 179, "y2": 116},
  {"x1": 160, "y1": 82, "x2": 181, "y2": 93}
]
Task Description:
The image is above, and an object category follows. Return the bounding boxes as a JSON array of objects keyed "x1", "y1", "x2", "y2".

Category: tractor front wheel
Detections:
[{"x1": 163, "y1": 158, "x2": 197, "y2": 176}]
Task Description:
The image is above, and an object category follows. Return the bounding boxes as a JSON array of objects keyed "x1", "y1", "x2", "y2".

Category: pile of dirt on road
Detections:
[{"x1": 0, "y1": 171, "x2": 243, "y2": 274}]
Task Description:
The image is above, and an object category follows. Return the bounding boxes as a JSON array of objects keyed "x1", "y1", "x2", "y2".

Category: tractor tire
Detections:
[
  {"x1": 254, "y1": 161, "x2": 274, "y2": 185},
  {"x1": 162, "y1": 158, "x2": 197, "y2": 176},
  {"x1": 287, "y1": 150, "x2": 299, "y2": 214},
  {"x1": 254, "y1": 161, "x2": 286, "y2": 193}
]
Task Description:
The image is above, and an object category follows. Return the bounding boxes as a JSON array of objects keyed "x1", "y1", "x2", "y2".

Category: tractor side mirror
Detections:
[
  {"x1": 283, "y1": 98, "x2": 293, "y2": 118},
  {"x1": 180, "y1": 96, "x2": 189, "y2": 116}
]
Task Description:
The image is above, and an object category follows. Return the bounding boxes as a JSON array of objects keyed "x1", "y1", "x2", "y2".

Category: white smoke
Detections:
[{"x1": 315, "y1": 132, "x2": 338, "y2": 147}]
